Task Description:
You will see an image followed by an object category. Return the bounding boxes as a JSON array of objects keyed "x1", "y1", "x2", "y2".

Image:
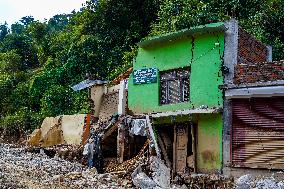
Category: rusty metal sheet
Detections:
[{"x1": 232, "y1": 97, "x2": 284, "y2": 169}]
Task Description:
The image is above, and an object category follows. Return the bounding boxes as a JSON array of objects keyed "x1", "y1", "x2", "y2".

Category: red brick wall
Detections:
[
  {"x1": 234, "y1": 61, "x2": 284, "y2": 84},
  {"x1": 238, "y1": 28, "x2": 268, "y2": 65}
]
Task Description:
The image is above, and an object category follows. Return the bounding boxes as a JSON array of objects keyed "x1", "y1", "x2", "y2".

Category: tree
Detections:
[
  {"x1": 20, "y1": 16, "x2": 35, "y2": 26},
  {"x1": 150, "y1": 0, "x2": 284, "y2": 60},
  {"x1": 47, "y1": 14, "x2": 71, "y2": 33},
  {"x1": 11, "y1": 22, "x2": 25, "y2": 34},
  {"x1": 0, "y1": 34, "x2": 39, "y2": 70},
  {"x1": 0, "y1": 50, "x2": 22, "y2": 73},
  {"x1": 40, "y1": 85, "x2": 74, "y2": 117},
  {"x1": 0, "y1": 22, "x2": 9, "y2": 40}
]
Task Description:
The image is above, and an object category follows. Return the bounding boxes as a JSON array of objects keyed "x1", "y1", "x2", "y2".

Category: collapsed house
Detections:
[{"x1": 27, "y1": 19, "x2": 284, "y2": 182}]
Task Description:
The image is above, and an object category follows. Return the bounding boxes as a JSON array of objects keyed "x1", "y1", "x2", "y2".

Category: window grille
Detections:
[{"x1": 160, "y1": 68, "x2": 190, "y2": 105}]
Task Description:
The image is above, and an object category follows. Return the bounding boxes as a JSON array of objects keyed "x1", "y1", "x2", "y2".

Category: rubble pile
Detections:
[
  {"x1": 0, "y1": 144, "x2": 133, "y2": 189},
  {"x1": 235, "y1": 174, "x2": 284, "y2": 189},
  {"x1": 181, "y1": 174, "x2": 234, "y2": 189}
]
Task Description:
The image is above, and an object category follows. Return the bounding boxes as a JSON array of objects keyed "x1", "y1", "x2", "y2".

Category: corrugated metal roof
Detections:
[
  {"x1": 71, "y1": 79, "x2": 107, "y2": 91},
  {"x1": 138, "y1": 22, "x2": 226, "y2": 48}
]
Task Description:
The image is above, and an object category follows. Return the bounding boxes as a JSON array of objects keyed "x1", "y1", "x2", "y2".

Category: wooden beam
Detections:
[
  {"x1": 173, "y1": 124, "x2": 177, "y2": 178},
  {"x1": 157, "y1": 134, "x2": 172, "y2": 168},
  {"x1": 191, "y1": 123, "x2": 197, "y2": 173},
  {"x1": 103, "y1": 122, "x2": 118, "y2": 140},
  {"x1": 150, "y1": 108, "x2": 222, "y2": 118},
  {"x1": 117, "y1": 123, "x2": 125, "y2": 163},
  {"x1": 146, "y1": 115, "x2": 161, "y2": 159}
]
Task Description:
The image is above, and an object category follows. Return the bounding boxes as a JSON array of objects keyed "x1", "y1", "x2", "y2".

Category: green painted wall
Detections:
[
  {"x1": 128, "y1": 32, "x2": 224, "y2": 114},
  {"x1": 196, "y1": 113, "x2": 223, "y2": 172}
]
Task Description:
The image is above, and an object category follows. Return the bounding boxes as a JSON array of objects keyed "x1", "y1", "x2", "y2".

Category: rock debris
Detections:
[{"x1": 0, "y1": 144, "x2": 133, "y2": 189}]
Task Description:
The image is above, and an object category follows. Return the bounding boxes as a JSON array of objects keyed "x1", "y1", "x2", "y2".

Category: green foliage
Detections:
[
  {"x1": 0, "y1": 50, "x2": 22, "y2": 73},
  {"x1": 40, "y1": 85, "x2": 74, "y2": 117},
  {"x1": 0, "y1": 22, "x2": 9, "y2": 40},
  {"x1": 20, "y1": 16, "x2": 35, "y2": 26},
  {"x1": 0, "y1": 34, "x2": 39, "y2": 69},
  {"x1": 48, "y1": 14, "x2": 72, "y2": 33},
  {"x1": 11, "y1": 22, "x2": 25, "y2": 34},
  {"x1": 150, "y1": 0, "x2": 284, "y2": 60},
  {"x1": 0, "y1": 110, "x2": 43, "y2": 136}
]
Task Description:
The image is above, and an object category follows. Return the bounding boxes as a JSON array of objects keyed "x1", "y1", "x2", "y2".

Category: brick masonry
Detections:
[
  {"x1": 237, "y1": 28, "x2": 268, "y2": 65},
  {"x1": 233, "y1": 28, "x2": 284, "y2": 84},
  {"x1": 234, "y1": 61, "x2": 284, "y2": 84}
]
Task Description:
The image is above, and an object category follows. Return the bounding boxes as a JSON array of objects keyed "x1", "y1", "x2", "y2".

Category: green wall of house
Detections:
[
  {"x1": 196, "y1": 113, "x2": 223, "y2": 172},
  {"x1": 128, "y1": 25, "x2": 225, "y2": 172},
  {"x1": 128, "y1": 32, "x2": 224, "y2": 114}
]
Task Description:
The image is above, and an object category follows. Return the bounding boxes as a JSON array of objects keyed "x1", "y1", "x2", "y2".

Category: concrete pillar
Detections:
[
  {"x1": 118, "y1": 80, "x2": 127, "y2": 115},
  {"x1": 117, "y1": 123, "x2": 125, "y2": 163},
  {"x1": 224, "y1": 19, "x2": 239, "y2": 85},
  {"x1": 223, "y1": 19, "x2": 238, "y2": 174},
  {"x1": 90, "y1": 85, "x2": 105, "y2": 117},
  {"x1": 222, "y1": 99, "x2": 233, "y2": 175},
  {"x1": 266, "y1": 45, "x2": 273, "y2": 62}
]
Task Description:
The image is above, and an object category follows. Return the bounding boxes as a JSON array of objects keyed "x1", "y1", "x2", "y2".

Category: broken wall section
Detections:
[
  {"x1": 234, "y1": 60, "x2": 284, "y2": 84},
  {"x1": 27, "y1": 114, "x2": 86, "y2": 147},
  {"x1": 237, "y1": 28, "x2": 268, "y2": 65}
]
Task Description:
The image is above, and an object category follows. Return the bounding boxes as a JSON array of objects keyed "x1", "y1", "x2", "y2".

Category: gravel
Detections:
[{"x1": 0, "y1": 144, "x2": 133, "y2": 189}]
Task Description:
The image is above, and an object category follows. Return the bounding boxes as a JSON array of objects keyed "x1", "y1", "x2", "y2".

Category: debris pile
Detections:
[
  {"x1": 235, "y1": 174, "x2": 284, "y2": 189},
  {"x1": 0, "y1": 144, "x2": 133, "y2": 189},
  {"x1": 180, "y1": 173, "x2": 234, "y2": 189}
]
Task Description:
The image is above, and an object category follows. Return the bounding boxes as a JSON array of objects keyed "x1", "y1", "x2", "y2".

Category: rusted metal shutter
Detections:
[{"x1": 232, "y1": 97, "x2": 284, "y2": 169}]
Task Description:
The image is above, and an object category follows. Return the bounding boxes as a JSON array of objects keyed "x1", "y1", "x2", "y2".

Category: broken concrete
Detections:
[
  {"x1": 27, "y1": 114, "x2": 86, "y2": 147},
  {"x1": 150, "y1": 156, "x2": 171, "y2": 189},
  {"x1": 132, "y1": 166, "x2": 163, "y2": 189}
]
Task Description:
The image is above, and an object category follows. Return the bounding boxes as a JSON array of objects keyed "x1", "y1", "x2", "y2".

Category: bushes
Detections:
[{"x1": 0, "y1": 110, "x2": 43, "y2": 141}]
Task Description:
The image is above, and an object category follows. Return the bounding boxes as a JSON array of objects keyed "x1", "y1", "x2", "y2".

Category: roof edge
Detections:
[{"x1": 138, "y1": 22, "x2": 226, "y2": 48}]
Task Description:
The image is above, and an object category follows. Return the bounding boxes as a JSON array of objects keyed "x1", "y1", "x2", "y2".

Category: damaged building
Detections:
[
  {"x1": 128, "y1": 21, "x2": 226, "y2": 175},
  {"x1": 27, "y1": 18, "x2": 284, "y2": 182},
  {"x1": 223, "y1": 25, "x2": 284, "y2": 176}
]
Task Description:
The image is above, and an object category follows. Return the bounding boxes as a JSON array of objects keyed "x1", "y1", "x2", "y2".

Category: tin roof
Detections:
[
  {"x1": 110, "y1": 67, "x2": 133, "y2": 85},
  {"x1": 138, "y1": 22, "x2": 226, "y2": 48},
  {"x1": 71, "y1": 79, "x2": 107, "y2": 91}
]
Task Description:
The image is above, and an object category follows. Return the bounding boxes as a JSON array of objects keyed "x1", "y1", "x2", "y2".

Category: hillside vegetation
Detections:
[{"x1": 0, "y1": 0, "x2": 283, "y2": 137}]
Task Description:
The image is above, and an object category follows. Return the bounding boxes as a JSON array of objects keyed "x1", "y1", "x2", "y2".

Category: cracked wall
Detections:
[
  {"x1": 128, "y1": 32, "x2": 224, "y2": 114},
  {"x1": 128, "y1": 29, "x2": 225, "y2": 172}
]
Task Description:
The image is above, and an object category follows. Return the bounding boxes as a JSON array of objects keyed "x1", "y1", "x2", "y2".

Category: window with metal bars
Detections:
[{"x1": 160, "y1": 68, "x2": 190, "y2": 105}]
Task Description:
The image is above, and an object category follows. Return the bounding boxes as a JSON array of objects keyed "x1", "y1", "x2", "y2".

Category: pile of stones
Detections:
[{"x1": 0, "y1": 144, "x2": 133, "y2": 189}]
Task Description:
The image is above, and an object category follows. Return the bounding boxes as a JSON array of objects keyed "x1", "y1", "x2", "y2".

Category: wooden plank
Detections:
[
  {"x1": 117, "y1": 123, "x2": 125, "y2": 163},
  {"x1": 103, "y1": 122, "x2": 118, "y2": 140},
  {"x1": 157, "y1": 134, "x2": 172, "y2": 168},
  {"x1": 172, "y1": 123, "x2": 189, "y2": 174},
  {"x1": 173, "y1": 124, "x2": 177, "y2": 177},
  {"x1": 175, "y1": 124, "x2": 188, "y2": 174},
  {"x1": 191, "y1": 123, "x2": 196, "y2": 173},
  {"x1": 146, "y1": 115, "x2": 161, "y2": 159}
]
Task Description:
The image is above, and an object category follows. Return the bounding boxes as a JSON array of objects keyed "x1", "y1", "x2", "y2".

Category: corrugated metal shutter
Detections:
[{"x1": 232, "y1": 97, "x2": 284, "y2": 169}]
